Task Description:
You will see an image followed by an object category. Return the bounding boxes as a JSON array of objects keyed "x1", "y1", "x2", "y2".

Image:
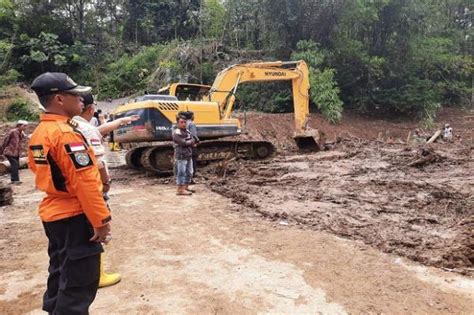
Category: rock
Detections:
[{"x1": 0, "y1": 183, "x2": 13, "y2": 206}]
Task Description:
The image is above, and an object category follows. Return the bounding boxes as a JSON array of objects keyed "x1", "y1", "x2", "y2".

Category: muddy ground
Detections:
[
  {"x1": 206, "y1": 142, "x2": 473, "y2": 275},
  {"x1": 1, "y1": 169, "x2": 473, "y2": 314},
  {"x1": 201, "y1": 108, "x2": 474, "y2": 276},
  {"x1": 106, "y1": 107, "x2": 474, "y2": 276},
  {"x1": 0, "y1": 107, "x2": 473, "y2": 313}
]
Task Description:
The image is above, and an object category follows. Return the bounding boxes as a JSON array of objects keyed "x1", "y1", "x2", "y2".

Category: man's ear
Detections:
[{"x1": 55, "y1": 94, "x2": 65, "y2": 106}]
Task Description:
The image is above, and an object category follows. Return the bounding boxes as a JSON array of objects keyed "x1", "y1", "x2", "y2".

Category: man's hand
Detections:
[
  {"x1": 90, "y1": 223, "x2": 111, "y2": 244},
  {"x1": 102, "y1": 182, "x2": 111, "y2": 193},
  {"x1": 120, "y1": 115, "x2": 140, "y2": 125}
]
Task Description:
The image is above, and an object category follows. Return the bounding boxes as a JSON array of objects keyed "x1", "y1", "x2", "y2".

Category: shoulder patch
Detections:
[
  {"x1": 57, "y1": 121, "x2": 74, "y2": 133},
  {"x1": 67, "y1": 119, "x2": 79, "y2": 128},
  {"x1": 64, "y1": 141, "x2": 93, "y2": 169},
  {"x1": 29, "y1": 145, "x2": 48, "y2": 165},
  {"x1": 65, "y1": 142, "x2": 87, "y2": 153},
  {"x1": 66, "y1": 150, "x2": 93, "y2": 169},
  {"x1": 73, "y1": 152, "x2": 92, "y2": 167}
]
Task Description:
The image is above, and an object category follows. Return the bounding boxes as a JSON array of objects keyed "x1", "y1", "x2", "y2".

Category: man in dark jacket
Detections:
[
  {"x1": 184, "y1": 111, "x2": 199, "y2": 182},
  {"x1": 172, "y1": 114, "x2": 196, "y2": 195},
  {"x1": 1, "y1": 120, "x2": 28, "y2": 184}
]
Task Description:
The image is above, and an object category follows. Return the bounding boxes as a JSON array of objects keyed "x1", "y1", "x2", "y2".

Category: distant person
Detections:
[
  {"x1": 172, "y1": 114, "x2": 196, "y2": 195},
  {"x1": 90, "y1": 112, "x2": 99, "y2": 126},
  {"x1": 412, "y1": 128, "x2": 425, "y2": 144},
  {"x1": 0, "y1": 120, "x2": 28, "y2": 184},
  {"x1": 97, "y1": 109, "x2": 105, "y2": 125},
  {"x1": 442, "y1": 123, "x2": 453, "y2": 141},
  {"x1": 184, "y1": 111, "x2": 199, "y2": 182}
]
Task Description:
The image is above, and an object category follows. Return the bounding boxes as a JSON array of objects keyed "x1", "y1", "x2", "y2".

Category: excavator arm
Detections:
[{"x1": 206, "y1": 60, "x2": 320, "y2": 150}]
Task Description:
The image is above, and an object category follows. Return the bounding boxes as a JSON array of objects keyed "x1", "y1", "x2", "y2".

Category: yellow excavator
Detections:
[{"x1": 113, "y1": 60, "x2": 320, "y2": 172}]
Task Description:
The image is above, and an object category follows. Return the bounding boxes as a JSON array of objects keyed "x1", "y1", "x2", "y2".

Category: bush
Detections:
[
  {"x1": 0, "y1": 69, "x2": 21, "y2": 87},
  {"x1": 6, "y1": 99, "x2": 39, "y2": 121},
  {"x1": 235, "y1": 82, "x2": 293, "y2": 113},
  {"x1": 309, "y1": 68, "x2": 343, "y2": 123},
  {"x1": 292, "y1": 40, "x2": 344, "y2": 123},
  {"x1": 98, "y1": 45, "x2": 166, "y2": 99}
]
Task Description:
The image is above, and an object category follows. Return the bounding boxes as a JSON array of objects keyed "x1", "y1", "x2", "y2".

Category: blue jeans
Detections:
[{"x1": 175, "y1": 159, "x2": 193, "y2": 185}]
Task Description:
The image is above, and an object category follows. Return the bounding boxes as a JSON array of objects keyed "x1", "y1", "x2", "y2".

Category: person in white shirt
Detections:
[
  {"x1": 73, "y1": 93, "x2": 139, "y2": 288},
  {"x1": 89, "y1": 115, "x2": 99, "y2": 127},
  {"x1": 442, "y1": 123, "x2": 453, "y2": 141}
]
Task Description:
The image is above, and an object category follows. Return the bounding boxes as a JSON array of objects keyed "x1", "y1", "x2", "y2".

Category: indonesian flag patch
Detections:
[
  {"x1": 65, "y1": 142, "x2": 87, "y2": 153},
  {"x1": 65, "y1": 142, "x2": 93, "y2": 169},
  {"x1": 90, "y1": 138, "x2": 101, "y2": 146}
]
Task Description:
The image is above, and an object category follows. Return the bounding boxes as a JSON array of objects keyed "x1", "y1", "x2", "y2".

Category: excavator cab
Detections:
[{"x1": 158, "y1": 83, "x2": 211, "y2": 101}]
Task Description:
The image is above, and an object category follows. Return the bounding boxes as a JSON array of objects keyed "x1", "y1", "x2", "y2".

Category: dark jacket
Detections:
[
  {"x1": 186, "y1": 120, "x2": 199, "y2": 157},
  {"x1": 172, "y1": 128, "x2": 194, "y2": 160},
  {"x1": 1, "y1": 128, "x2": 24, "y2": 157}
]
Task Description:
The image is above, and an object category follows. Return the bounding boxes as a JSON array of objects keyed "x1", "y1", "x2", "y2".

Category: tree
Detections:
[{"x1": 292, "y1": 40, "x2": 343, "y2": 123}]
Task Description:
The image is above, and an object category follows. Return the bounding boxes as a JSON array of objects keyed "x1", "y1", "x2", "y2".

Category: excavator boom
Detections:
[{"x1": 205, "y1": 60, "x2": 319, "y2": 150}]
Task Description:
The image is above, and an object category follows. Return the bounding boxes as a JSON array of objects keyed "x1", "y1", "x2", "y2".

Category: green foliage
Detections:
[
  {"x1": 309, "y1": 68, "x2": 343, "y2": 123},
  {"x1": 0, "y1": 69, "x2": 20, "y2": 86},
  {"x1": 202, "y1": 0, "x2": 227, "y2": 39},
  {"x1": 292, "y1": 40, "x2": 343, "y2": 123},
  {"x1": 98, "y1": 45, "x2": 166, "y2": 98},
  {"x1": 6, "y1": 98, "x2": 38, "y2": 121},
  {"x1": 200, "y1": 62, "x2": 215, "y2": 84},
  {"x1": 0, "y1": 0, "x2": 470, "y2": 123},
  {"x1": 235, "y1": 82, "x2": 293, "y2": 113},
  {"x1": 18, "y1": 32, "x2": 79, "y2": 76}
]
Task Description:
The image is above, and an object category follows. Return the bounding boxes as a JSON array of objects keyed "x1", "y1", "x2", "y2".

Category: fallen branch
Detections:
[
  {"x1": 407, "y1": 148, "x2": 443, "y2": 167},
  {"x1": 426, "y1": 129, "x2": 442, "y2": 144}
]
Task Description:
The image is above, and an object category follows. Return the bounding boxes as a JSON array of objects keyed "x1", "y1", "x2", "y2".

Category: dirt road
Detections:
[{"x1": 1, "y1": 169, "x2": 473, "y2": 314}]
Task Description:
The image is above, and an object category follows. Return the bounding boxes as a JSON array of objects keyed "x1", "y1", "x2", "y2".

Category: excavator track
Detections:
[{"x1": 124, "y1": 140, "x2": 275, "y2": 173}]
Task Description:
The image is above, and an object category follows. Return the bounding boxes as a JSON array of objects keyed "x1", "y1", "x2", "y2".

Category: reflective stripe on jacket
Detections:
[{"x1": 28, "y1": 113, "x2": 111, "y2": 227}]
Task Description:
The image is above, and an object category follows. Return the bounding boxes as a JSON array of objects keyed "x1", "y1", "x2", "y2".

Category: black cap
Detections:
[
  {"x1": 180, "y1": 111, "x2": 194, "y2": 119},
  {"x1": 31, "y1": 72, "x2": 91, "y2": 97},
  {"x1": 82, "y1": 93, "x2": 95, "y2": 106}
]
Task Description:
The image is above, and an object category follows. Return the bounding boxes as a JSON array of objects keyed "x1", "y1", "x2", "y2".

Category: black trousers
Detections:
[
  {"x1": 42, "y1": 214, "x2": 103, "y2": 315},
  {"x1": 5, "y1": 155, "x2": 19, "y2": 182}
]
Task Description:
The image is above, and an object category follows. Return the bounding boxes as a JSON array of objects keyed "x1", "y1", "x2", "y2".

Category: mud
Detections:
[
  {"x1": 1, "y1": 107, "x2": 473, "y2": 313},
  {"x1": 206, "y1": 143, "x2": 473, "y2": 275},
  {"x1": 202, "y1": 109, "x2": 474, "y2": 276}
]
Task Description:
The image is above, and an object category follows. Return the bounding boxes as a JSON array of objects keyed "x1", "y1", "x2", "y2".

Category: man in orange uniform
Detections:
[{"x1": 28, "y1": 72, "x2": 112, "y2": 314}]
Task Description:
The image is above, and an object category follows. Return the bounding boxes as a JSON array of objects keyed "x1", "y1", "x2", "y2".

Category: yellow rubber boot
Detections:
[{"x1": 98, "y1": 253, "x2": 121, "y2": 288}]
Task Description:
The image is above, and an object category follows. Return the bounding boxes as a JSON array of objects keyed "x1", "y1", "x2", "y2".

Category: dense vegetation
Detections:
[{"x1": 0, "y1": 0, "x2": 471, "y2": 123}]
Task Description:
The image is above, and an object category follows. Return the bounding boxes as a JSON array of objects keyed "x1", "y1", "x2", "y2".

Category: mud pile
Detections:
[
  {"x1": 233, "y1": 108, "x2": 473, "y2": 151},
  {"x1": 206, "y1": 142, "x2": 473, "y2": 275},
  {"x1": 204, "y1": 109, "x2": 474, "y2": 275}
]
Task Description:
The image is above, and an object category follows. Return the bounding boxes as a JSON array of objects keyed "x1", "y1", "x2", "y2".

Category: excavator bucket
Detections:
[{"x1": 294, "y1": 129, "x2": 321, "y2": 152}]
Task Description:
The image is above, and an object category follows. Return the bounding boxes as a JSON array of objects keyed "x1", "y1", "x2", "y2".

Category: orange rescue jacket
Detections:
[{"x1": 28, "y1": 113, "x2": 111, "y2": 227}]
